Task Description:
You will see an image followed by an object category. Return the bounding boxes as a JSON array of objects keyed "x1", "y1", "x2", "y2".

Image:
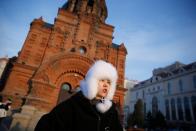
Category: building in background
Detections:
[
  {"x1": 129, "y1": 61, "x2": 196, "y2": 126},
  {"x1": 123, "y1": 79, "x2": 138, "y2": 127}
]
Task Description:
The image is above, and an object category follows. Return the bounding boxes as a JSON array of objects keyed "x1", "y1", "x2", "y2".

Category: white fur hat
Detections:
[{"x1": 80, "y1": 60, "x2": 118, "y2": 100}]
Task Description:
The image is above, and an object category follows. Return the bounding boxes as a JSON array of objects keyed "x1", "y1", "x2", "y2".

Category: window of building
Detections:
[
  {"x1": 171, "y1": 98, "x2": 176, "y2": 120},
  {"x1": 184, "y1": 97, "x2": 191, "y2": 121},
  {"x1": 136, "y1": 92, "x2": 139, "y2": 99},
  {"x1": 144, "y1": 102, "x2": 146, "y2": 116},
  {"x1": 157, "y1": 86, "x2": 160, "y2": 90},
  {"x1": 191, "y1": 96, "x2": 196, "y2": 122},
  {"x1": 62, "y1": 83, "x2": 70, "y2": 91},
  {"x1": 70, "y1": 48, "x2": 76, "y2": 52},
  {"x1": 177, "y1": 98, "x2": 184, "y2": 120},
  {"x1": 73, "y1": 0, "x2": 79, "y2": 12},
  {"x1": 142, "y1": 90, "x2": 145, "y2": 99},
  {"x1": 179, "y1": 79, "x2": 183, "y2": 92},
  {"x1": 168, "y1": 82, "x2": 171, "y2": 95},
  {"x1": 193, "y1": 75, "x2": 196, "y2": 89},
  {"x1": 165, "y1": 99, "x2": 170, "y2": 120},
  {"x1": 152, "y1": 96, "x2": 158, "y2": 116},
  {"x1": 79, "y1": 46, "x2": 86, "y2": 54}
]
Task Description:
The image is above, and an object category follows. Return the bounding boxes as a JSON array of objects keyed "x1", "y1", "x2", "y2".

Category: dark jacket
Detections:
[{"x1": 35, "y1": 91, "x2": 123, "y2": 131}]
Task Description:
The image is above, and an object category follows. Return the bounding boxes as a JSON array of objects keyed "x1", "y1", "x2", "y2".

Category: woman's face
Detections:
[{"x1": 96, "y1": 79, "x2": 111, "y2": 99}]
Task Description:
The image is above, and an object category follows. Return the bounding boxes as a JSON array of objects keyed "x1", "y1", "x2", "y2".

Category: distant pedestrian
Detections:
[
  {"x1": 0, "y1": 98, "x2": 12, "y2": 122},
  {"x1": 0, "y1": 99, "x2": 6, "y2": 123}
]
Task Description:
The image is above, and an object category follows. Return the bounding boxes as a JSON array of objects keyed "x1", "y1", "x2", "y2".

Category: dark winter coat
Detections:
[{"x1": 35, "y1": 91, "x2": 123, "y2": 131}]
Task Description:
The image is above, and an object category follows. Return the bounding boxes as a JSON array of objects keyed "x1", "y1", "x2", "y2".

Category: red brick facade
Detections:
[{"x1": 2, "y1": 0, "x2": 127, "y2": 114}]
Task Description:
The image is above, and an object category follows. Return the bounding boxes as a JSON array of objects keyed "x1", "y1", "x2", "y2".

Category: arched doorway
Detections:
[
  {"x1": 57, "y1": 83, "x2": 73, "y2": 104},
  {"x1": 29, "y1": 54, "x2": 93, "y2": 110}
]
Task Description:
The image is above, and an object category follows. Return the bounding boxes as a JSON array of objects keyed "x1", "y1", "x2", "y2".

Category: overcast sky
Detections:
[{"x1": 0, "y1": 0, "x2": 196, "y2": 81}]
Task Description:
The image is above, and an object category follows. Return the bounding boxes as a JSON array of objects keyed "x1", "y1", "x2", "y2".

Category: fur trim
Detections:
[
  {"x1": 80, "y1": 60, "x2": 118, "y2": 101},
  {"x1": 96, "y1": 99, "x2": 112, "y2": 113}
]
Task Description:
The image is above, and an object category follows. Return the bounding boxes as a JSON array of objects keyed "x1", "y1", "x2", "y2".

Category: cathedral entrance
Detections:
[
  {"x1": 57, "y1": 82, "x2": 81, "y2": 104},
  {"x1": 57, "y1": 83, "x2": 72, "y2": 104}
]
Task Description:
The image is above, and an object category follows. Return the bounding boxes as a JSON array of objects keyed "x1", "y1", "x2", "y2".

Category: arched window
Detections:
[
  {"x1": 171, "y1": 98, "x2": 176, "y2": 120},
  {"x1": 152, "y1": 96, "x2": 158, "y2": 116},
  {"x1": 165, "y1": 99, "x2": 170, "y2": 120},
  {"x1": 62, "y1": 83, "x2": 71, "y2": 91},
  {"x1": 79, "y1": 46, "x2": 86, "y2": 54},
  {"x1": 184, "y1": 97, "x2": 191, "y2": 121},
  {"x1": 177, "y1": 97, "x2": 184, "y2": 120},
  {"x1": 191, "y1": 96, "x2": 196, "y2": 122}
]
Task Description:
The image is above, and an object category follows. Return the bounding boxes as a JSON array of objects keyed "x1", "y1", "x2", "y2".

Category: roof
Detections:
[
  {"x1": 134, "y1": 61, "x2": 196, "y2": 88},
  {"x1": 111, "y1": 43, "x2": 120, "y2": 49},
  {"x1": 43, "y1": 22, "x2": 53, "y2": 29}
]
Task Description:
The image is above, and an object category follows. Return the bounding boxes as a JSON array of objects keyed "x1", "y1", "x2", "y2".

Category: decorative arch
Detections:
[
  {"x1": 33, "y1": 53, "x2": 93, "y2": 84},
  {"x1": 29, "y1": 54, "x2": 94, "y2": 110}
]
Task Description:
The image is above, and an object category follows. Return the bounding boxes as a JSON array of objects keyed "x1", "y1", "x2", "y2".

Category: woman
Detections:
[{"x1": 35, "y1": 60, "x2": 123, "y2": 131}]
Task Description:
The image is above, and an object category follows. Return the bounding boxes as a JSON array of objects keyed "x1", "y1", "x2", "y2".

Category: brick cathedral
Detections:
[{"x1": 2, "y1": 0, "x2": 127, "y2": 116}]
